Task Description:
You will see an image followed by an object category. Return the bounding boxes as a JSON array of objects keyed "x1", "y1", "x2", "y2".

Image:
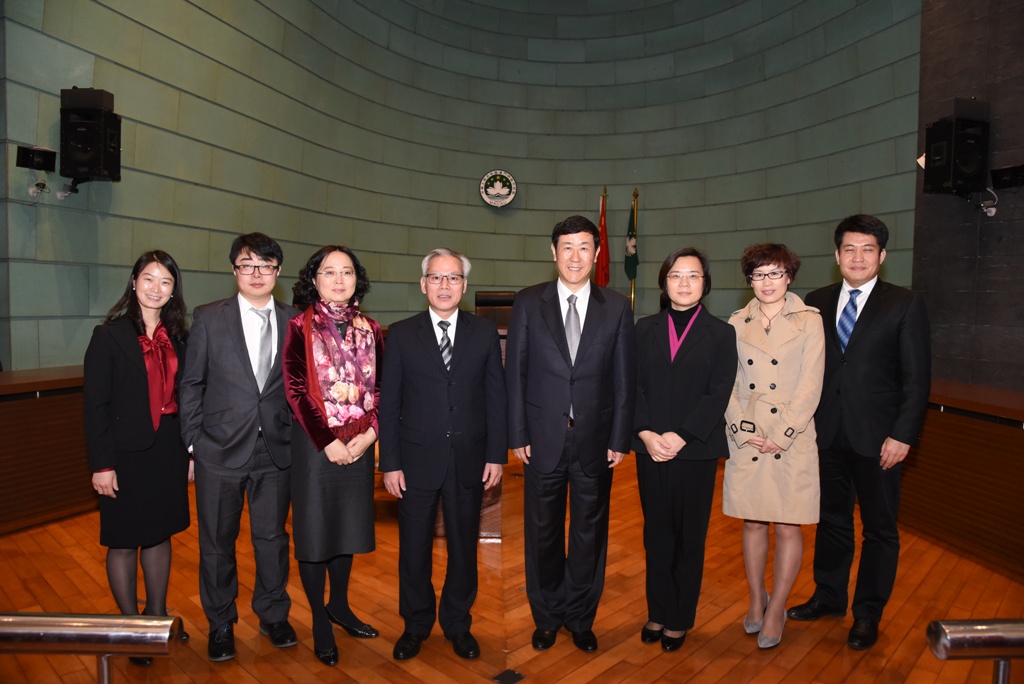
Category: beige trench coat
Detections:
[{"x1": 723, "y1": 293, "x2": 825, "y2": 524}]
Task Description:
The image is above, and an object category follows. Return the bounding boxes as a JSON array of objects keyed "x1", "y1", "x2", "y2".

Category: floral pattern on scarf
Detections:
[{"x1": 310, "y1": 298, "x2": 377, "y2": 429}]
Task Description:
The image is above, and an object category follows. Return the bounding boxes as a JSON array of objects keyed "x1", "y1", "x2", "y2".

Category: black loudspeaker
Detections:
[
  {"x1": 60, "y1": 88, "x2": 121, "y2": 182},
  {"x1": 923, "y1": 116, "x2": 989, "y2": 196}
]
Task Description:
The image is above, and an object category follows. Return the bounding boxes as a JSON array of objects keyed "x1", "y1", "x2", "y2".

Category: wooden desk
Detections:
[{"x1": 0, "y1": 366, "x2": 94, "y2": 535}]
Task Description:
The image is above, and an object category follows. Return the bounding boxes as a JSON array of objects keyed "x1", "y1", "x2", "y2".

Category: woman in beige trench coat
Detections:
[{"x1": 724, "y1": 244, "x2": 824, "y2": 650}]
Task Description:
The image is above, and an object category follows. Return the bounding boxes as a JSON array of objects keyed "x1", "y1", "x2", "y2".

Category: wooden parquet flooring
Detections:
[{"x1": 1, "y1": 459, "x2": 1021, "y2": 683}]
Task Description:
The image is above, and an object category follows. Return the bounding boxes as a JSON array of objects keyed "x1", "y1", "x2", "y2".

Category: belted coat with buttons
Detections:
[{"x1": 723, "y1": 292, "x2": 825, "y2": 524}]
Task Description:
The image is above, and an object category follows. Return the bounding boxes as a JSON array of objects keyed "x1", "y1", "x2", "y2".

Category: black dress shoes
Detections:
[
  {"x1": 531, "y1": 628, "x2": 557, "y2": 651},
  {"x1": 208, "y1": 623, "x2": 236, "y2": 662},
  {"x1": 446, "y1": 631, "x2": 480, "y2": 659},
  {"x1": 661, "y1": 630, "x2": 687, "y2": 652},
  {"x1": 178, "y1": 626, "x2": 190, "y2": 642},
  {"x1": 848, "y1": 618, "x2": 879, "y2": 650},
  {"x1": 393, "y1": 632, "x2": 427, "y2": 660},
  {"x1": 315, "y1": 644, "x2": 339, "y2": 666},
  {"x1": 259, "y1": 620, "x2": 298, "y2": 648},
  {"x1": 640, "y1": 624, "x2": 663, "y2": 644},
  {"x1": 325, "y1": 605, "x2": 379, "y2": 638},
  {"x1": 128, "y1": 657, "x2": 152, "y2": 667},
  {"x1": 787, "y1": 598, "x2": 847, "y2": 621},
  {"x1": 571, "y1": 629, "x2": 598, "y2": 653}
]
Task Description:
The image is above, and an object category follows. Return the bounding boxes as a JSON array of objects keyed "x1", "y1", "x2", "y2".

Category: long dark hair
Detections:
[
  {"x1": 292, "y1": 245, "x2": 371, "y2": 312},
  {"x1": 105, "y1": 251, "x2": 188, "y2": 343}
]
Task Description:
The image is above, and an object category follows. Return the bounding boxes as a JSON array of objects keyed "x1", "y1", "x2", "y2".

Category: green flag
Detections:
[{"x1": 624, "y1": 201, "x2": 638, "y2": 281}]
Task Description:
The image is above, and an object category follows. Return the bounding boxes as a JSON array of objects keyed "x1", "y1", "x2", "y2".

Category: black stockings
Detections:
[
  {"x1": 105, "y1": 538, "x2": 172, "y2": 616},
  {"x1": 298, "y1": 554, "x2": 359, "y2": 647}
]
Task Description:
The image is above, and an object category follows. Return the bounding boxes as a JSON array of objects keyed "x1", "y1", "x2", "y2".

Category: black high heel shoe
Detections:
[
  {"x1": 640, "y1": 622, "x2": 663, "y2": 644},
  {"x1": 326, "y1": 605, "x2": 379, "y2": 638}
]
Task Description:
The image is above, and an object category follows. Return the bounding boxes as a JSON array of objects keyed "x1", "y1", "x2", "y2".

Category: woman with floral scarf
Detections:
[{"x1": 283, "y1": 245, "x2": 382, "y2": 667}]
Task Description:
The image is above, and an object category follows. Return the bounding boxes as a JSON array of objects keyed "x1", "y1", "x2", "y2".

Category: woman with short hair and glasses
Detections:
[
  {"x1": 724, "y1": 243, "x2": 824, "y2": 649},
  {"x1": 283, "y1": 245, "x2": 382, "y2": 666},
  {"x1": 632, "y1": 247, "x2": 738, "y2": 652}
]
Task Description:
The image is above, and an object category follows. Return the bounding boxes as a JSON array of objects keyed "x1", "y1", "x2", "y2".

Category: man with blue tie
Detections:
[
  {"x1": 378, "y1": 248, "x2": 507, "y2": 662},
  {"x1": 789, "y1": 215, "x2": 930, "y2": 650}
]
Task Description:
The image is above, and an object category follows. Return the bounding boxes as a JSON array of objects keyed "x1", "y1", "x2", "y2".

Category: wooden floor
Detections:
[{"x1": 1, "y1": 459, "x2": 1021, "y2": 683}]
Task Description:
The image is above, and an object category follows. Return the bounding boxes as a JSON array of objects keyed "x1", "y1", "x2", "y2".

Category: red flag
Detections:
[{"x1": 595, "y1": 187, "x2": 610, "y2": 286}]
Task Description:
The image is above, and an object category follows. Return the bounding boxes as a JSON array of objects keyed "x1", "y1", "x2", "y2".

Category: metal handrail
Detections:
[
  {"x1": 0, "y1": 613, "x2": 181, "y2": 684},
  {"x1": 927, "y1": 619, "x2": 1024, "y2": 684}
]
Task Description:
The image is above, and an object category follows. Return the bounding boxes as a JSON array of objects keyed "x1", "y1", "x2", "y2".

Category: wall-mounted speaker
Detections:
[
  {"x1": 59, "y1": 88, "x2": 121, "y2": 182},
  {"x1": 923, "y1": 116, "x2": 989, "y2": 196}
]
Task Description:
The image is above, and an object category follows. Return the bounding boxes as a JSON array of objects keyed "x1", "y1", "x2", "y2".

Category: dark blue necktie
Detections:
[{"x1": 837, "y1": 289, "x2": 861, "y2": 352}]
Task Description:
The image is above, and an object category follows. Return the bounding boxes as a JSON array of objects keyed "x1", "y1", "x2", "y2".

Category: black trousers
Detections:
[
  {"x1": 523, "y1": 429, "x2": 614, "y2": 633},
  {"x1": 812, "y1": 427, "x2": 902, "y2": 622},
  {"x1": 636, "y1": 455, "x2": 718, "y2": 631},
  {"x1": 397, "y1": 449, "x2": 484, "y2": 636},
  {"x1": 194, "y1": 437, "x2": 292, "y2": 630}
]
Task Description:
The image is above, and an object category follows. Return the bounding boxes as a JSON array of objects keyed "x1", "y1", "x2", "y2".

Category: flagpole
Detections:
[{"x1": 629, "y1": 188, "x2": 638, "y2": 311}]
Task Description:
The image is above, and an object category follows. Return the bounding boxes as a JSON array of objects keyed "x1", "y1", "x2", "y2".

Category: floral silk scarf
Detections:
[{"x1": 305, "y1": 298, "x2": 377, "y2": 441}]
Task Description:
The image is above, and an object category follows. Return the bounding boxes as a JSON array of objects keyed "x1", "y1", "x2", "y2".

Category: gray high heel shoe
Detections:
[
  {"x1": 743, "y1": 592, "x2": 770, "y2": 634},
  {"x1": 757, "y1": 613, "x2": 786, "y2": 649}
]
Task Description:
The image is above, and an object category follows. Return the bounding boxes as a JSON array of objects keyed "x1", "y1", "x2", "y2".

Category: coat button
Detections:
[
  {"x1": 749, "y1": 383, "x2": 755, "y2": 390},
  {"x1": 752, "y1": 456, "x2": 758, "y2": 461},
  {"x1": 774, "y1": 453, "x2": 781, "y2": 460},
  {"x1": 770, "y1": 383, "x2": 776, "y2": 390},
  {"x1": 771, "y1": 407, "x2": 778, "y2": 414},
  {"x1": 771, "y1": 359, "x2": 778, "y2": 365},
  {"x1": 747, "y1": 359, "x2": 753, "y2": 365}
]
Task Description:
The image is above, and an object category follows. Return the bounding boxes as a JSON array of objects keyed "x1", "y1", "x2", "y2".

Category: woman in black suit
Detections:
[
  {"x1": 84, "y1": 251, "x2": 192, "y2": 665},
  {"x1": 633, "y1": 247, "x2": 738, "y2": 651},
  {"x1": 283, "y1": 246, "x2": 381, "y2": 666}
]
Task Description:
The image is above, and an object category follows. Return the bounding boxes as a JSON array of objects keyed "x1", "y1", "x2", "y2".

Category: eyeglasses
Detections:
[
  {"x1": 424, "y1": 273, "x2": 464, "y2": 285},
  {"x1": 317, "y1": 269, "x2": 356, "y2": 280},
  {"x1": 666, "y1": 272, "x2": 704, "y2": 283},
  {"x1": 750, "y1": 270, "x2": 787, "y2": 281},
  {"x1": 234, "y1": 264, "x2": 278, "y2": 275}
]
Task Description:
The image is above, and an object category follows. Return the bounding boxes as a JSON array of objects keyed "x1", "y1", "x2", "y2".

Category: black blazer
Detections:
[
  {"x1": 378, "y1": 310, "x2": 507, "y2": 489},
  {"x1": 632, "y1": 307, "x2": 737, "y2": 460},
  {"x1": 505, "y1": 281, "x2": 636, "y2": 476},
  {"x1": 84, "y1": 316, "x2": 186, "y2": 472},
  {"x1": 805, "y1": 280, "x2": 930, "y2": 456},
  {"x1": 179, "y1": 297, "x2": 299, "y2": 469}
]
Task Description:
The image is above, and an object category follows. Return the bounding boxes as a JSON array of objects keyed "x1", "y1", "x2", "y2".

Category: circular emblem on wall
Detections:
[{"x1": 479, "y1": 169, "x2": 517, "y2": 207}]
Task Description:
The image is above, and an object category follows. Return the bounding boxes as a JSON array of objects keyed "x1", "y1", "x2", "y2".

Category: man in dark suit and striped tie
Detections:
[
  {"x1": 378, "y1": 248, "x2": 508, "y2": 662},
  {"x1": 789, "y1": 214, "x2": 931, "y2": 651}
]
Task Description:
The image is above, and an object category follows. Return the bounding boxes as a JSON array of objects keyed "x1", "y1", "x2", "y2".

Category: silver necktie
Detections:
[{"x1": 253, "y1": 307, "x2": 271, "y2": 391}]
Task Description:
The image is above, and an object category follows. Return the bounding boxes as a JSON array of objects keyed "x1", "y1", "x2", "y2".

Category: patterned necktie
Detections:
[
  {"x1": 565, "y1": 294, "x2": 581, "y2": 364},
  {"x1": 252, "y1": 307, "x2": 272, "y2": 391},
  {"x1": 438, "y1": 320, "x2": 452, "y2": 371},
  {"x1": 837, "y1": 289, "x2": 861, "y2": 352}
]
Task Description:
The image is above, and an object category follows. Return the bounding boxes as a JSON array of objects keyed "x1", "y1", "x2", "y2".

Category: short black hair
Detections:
[
  {"x1": 657, "y1": 247, "x2": 711, "y2": 309},
  {"x1": 292, "y1": 245, "x2": 371, "y2": 311},
  {"x1": 834, "y1": 214, "x2": 889, "y2": 250},
  {"x1": 551, "y1": 215, "x2": 600, "y2": 249},
  {"x1": 230, "y1": 232, "x2": 284, "y2": 265}
]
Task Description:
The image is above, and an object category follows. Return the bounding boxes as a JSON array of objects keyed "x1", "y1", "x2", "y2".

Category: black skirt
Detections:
[
  {"x1": 290, "y1": 427, "x2": 375, "y2": 562},
  {"x1": 98, "y1": 415, "x2": 190, "y2": 548}
]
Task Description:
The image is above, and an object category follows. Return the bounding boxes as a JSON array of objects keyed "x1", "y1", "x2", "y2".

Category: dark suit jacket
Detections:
[
  {"x1": 505, "y1": 281, "x2": 636, "y2": 476},
  {"x1": 84, "y1": 316, "x2": 186, "y2": 471},
  {"x1": 805, "y1": 280, "x2": 930, "y2": 457},
  {"x1": 632, "y1": 307, "x2": 737, "y2": 460},
  {"x1": 179, "y1": 296, "x2": 299, "y2": 469},
  {"x1": 378, "y1": 310, "x2": 507, "y2": 489}
]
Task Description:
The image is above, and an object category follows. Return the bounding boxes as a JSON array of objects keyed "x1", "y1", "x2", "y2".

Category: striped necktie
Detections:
[
  {"x1": 438, "y1": 320, "x2": 452, "y2": 371},
  {"x1": 837, "y1": 289, "x2": 861, "y2": 352}
]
